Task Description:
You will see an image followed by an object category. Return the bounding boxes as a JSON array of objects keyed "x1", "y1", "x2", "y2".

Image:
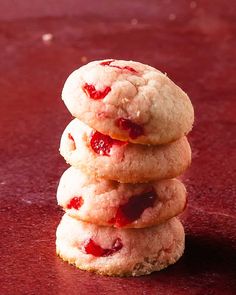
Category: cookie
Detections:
[
  {"x1": 56, "y1": 214, "x2": 185, "y2": 276},
  {"x1": 61, "y1": 59, "x2": 194, "y2": 145},
  {"x1": 57, "y1": 167, "x2": 187, "y2": 228},
  {"x1": 59, "y1": 119, "x2": 191, "y2": 183}
]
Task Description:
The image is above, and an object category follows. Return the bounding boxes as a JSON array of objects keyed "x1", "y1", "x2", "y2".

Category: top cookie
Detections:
[{"x1": 62, "y1": 59, "x2": 194, "y2": 145}]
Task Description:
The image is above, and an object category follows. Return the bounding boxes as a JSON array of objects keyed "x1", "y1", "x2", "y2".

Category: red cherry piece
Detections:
[
  {"x1": 68, "y1": 133, "x2": 76, "y2": 150},
  {"x1": 123, "y1": 66, "x2": 138, "y2": 73},
  {"x1": 83, "y1": 238, "x2": 123, "y2": 257},
  {"x1": 111, "y1": 189, "x2": 156, "y2": 227},
  {"x1": 100, "y1": 60, "x2": 137, "y2": 73},
  {"x1": 67, "y1": 196, "x2": 84, "y2": 210},
  {"x1": 115, "y1": 118, "x2": 144, "y2": 139},
  {"x1": 83, "y1": 83, "x2": 111, "y2": 100},
  {"x1": 100, "y1": 60, "x2": 114, "y2": 66},
  {"x1": 83, "y1": 239, "x2": 104, "y2": 257},
  {"x1": 90, "y1": 131, "x2": 126, "y2": 156},
  {"x1": 110, "y1": 65, "x2": 122, "y2": 70},
  {"x1": 68, "y1": 133, "x2": 74, "y2": 141}
]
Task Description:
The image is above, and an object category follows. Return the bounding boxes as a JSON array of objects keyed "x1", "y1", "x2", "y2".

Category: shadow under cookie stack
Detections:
[{"x1": 56, "y1": 59, "x2": 194, "y2": 276}]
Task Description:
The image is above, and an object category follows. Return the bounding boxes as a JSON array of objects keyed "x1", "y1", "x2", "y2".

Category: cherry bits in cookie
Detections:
[
  {"x1": 67, "y1": 196, "x2": 84, "y2": 210},
  {"x1": 82, "y1": 238, "x2": 123, "y2": 257},
  {"x1": 100, "y1": 60, "x2": 114, "y2": 66},
  {"x1": 90, "y1": 131, "x2": 126, "y2": 156},
  {"x1": 62, "y1": 60, "x2": 194, "y2": 145},
  {"x1": 83, "y1": 83, "x2": 111, "y2": 100},
  {"x1": 100, "y1": 60, "x2": 138, "y2": 74},
  {"x1": 110, "y1": 189, "x2": 156, "y2": 227},
  {"x1": 68, "y1": 133, "x2": 74, "y2": 141},
  {"x1": 68, "y1": 133, "x2": 76, "y2": 150},
  {"x1": 115, "y1": 118, "x2": 144, "y2": 139}
]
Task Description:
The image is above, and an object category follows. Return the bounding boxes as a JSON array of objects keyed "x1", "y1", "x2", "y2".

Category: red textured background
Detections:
[{"x1": 1, "y1": 1, "x2": 235, "y2": 294}]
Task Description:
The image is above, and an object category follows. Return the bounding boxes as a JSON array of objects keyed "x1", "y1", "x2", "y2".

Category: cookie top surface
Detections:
[
  {"x1": 62, "y1": 59, "x2": 194, "y2": 145},
  {"x1": 57, "y1": 167, "x2": 187, "y2": 228},
  {"x1": 59, "y1": 119, "x2": 191, "y2": 183}
]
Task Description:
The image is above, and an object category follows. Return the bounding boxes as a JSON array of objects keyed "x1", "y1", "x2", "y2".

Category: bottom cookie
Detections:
[{"x1": 56, "y1": 214, "x2": 185, "y2": 276}]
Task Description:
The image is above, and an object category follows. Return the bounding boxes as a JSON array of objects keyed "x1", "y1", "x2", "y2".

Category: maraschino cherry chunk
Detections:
[
  {"x1": 68, "y1": 133, "x2": 76, "y2": 150},
  {"x1": 116, "y1": 117, "x2": 144, "y2": 139},
  {"x1": 100, "y1": 60, "x2": 137, "y2": 73},
  {"x1": 83, "y1": 238, "x2": 123, "y2": 257},
  {"x1": 67, "y1": 196, "x2": 84, "y2": 210},
  {"x1": 111, "y1": 189, "x2": 156, "y2": 227},
  {"x1": 90, "y1": 131, "x2": 126, "y2": 156},
  {"x1": 83, "y1": 83, "x2": 111, "y2": 100}
]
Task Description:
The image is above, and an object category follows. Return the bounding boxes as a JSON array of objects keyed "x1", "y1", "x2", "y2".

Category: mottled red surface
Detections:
[{"x1": 0, "y1": 1, "x2": 236, "y2": 294}]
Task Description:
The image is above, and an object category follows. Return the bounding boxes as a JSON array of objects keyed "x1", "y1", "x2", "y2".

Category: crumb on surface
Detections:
[
  {"x1": 130, "y1": 18, "x2": 138, "y2": 26},
  {"x1": 168, "y1": 13, "x2": 176, "y2": 21},
  {"x1": 190, "y1": 1, "x2": 197, "y2": 9},
  {"x1": 81, "y1": 56, "x2": 88, "y2": 63},
  {"x1": 42, "y1": 33, "x2": 53, "y2": 42}
]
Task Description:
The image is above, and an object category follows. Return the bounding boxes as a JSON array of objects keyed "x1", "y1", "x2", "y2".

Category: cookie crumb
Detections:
[
  {"x1": 190, "y1": 1, "x2": 197, "y2": 9},
  {"x1": 130, "y1": 18, "x2": 138, "y2": 26},
  {"x1": 81, "y1": 56, "x2": 88, "y2": 63},
  {"x1": 42, "y1": 33, "x2": 53, "y2": 43},
  {"x1": 168, "y1": 13, "x2": 176, "y2": 21}
]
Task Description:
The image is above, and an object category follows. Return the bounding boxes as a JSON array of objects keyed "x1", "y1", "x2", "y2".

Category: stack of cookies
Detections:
[{"x1": 56, "y1": 59, "x2": 194, "y2": 276}]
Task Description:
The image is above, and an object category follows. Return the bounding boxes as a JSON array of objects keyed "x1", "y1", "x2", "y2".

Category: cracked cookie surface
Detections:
[{"x1": 62, "y1": 59, "x2": 194, "y2": 145}]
